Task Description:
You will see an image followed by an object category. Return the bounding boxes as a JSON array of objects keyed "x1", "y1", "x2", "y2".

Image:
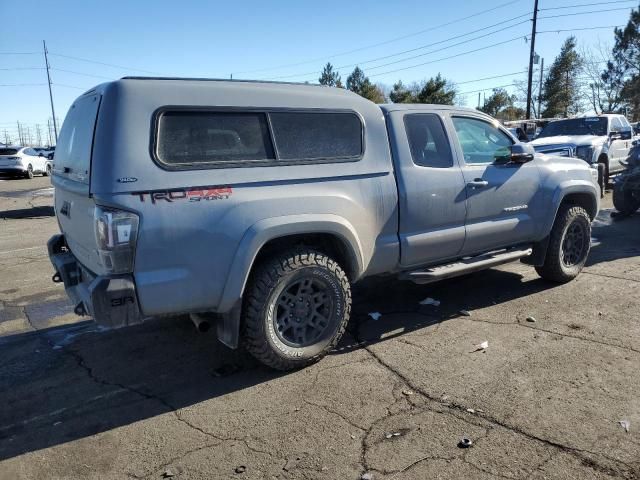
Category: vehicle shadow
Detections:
[
  {"x1": 588, "y1": 208, "x2": 640, "y2": 266},
  {"x1": 1, "y1": 211, "x2": 634, "y2": 461},
  {"x1": 0, "y1": 205, "x2": 55, "y2": 219},
  {"x1": 0, "y1": 266, "x2": 557, "y2": 461}
]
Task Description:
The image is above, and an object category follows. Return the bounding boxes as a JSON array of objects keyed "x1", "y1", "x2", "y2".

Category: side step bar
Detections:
[{"x1": 399, "y1": 246, "x2": 533, "y2": 285}]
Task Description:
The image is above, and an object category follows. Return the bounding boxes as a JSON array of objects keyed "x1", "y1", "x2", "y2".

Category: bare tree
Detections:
[{"x1": 581, "y1": 41, "x2": 623, "y2": 114}]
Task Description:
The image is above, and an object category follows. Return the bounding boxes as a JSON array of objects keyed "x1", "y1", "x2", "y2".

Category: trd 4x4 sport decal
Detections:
[{"x1": 133, "y1": 186, "x2": 232, "y2": 204}]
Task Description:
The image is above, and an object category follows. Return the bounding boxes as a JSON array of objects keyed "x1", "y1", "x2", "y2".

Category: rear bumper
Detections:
[
  {"x1": 47, "y1": 234, "x2": 144, "y2": 328},
  {"x1": 0, "y1": 166, "x2": 27, "y2": 174}
]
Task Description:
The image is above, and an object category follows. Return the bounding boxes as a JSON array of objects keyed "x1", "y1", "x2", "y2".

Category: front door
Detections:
[
  {"x1": 389, "y1": 111, "x2": 467, "y2": 267},
  {"x1": 449, "y1": 115, "x2": 542, "y2": 255}
]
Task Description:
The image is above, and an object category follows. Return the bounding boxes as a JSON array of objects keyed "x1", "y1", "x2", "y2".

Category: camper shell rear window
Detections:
[
  {"x1": 152, "y1": 108, "x2": 364, "y2": 169},
  {"x1": 54, "y1": 94, "x2": 101, "y2": 184}
]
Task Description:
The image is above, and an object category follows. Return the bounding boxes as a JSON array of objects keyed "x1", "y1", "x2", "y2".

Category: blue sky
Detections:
[{"x1": 0, "y1": 0, "x2": 636, "y2": 144}]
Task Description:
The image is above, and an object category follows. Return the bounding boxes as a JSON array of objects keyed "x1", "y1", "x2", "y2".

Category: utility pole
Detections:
[
  {"x1": 43, "y1": 40, "x2": 58, "y2": 143},
  {"x1": 17, "y1": 121, "x2": 23, "y2": 145},
  {"x1": 526, "y1": 0, "x2": 539, "y2": 120},
  {"x1": 537, "y1": 57, "x2": 544, "y2": 118},
  {"x1": 35, "y1": 124, "x2": 42, "y2": 147},
  {"x1": 477, "y1": 92, "x2": 481, "y2": 109},
  {"x1": 3, "y1": 130, "x2": 9, "y2": 146}
]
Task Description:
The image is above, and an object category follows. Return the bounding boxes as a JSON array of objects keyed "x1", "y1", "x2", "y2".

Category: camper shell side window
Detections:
[{"x1": 151, "y1": 108, "x2": 364, "y2": 170}]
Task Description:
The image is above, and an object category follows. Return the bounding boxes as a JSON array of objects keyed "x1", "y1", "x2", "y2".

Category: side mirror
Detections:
[
  {"x1": 509, "y1": 143, "x2": 535, "y2": 163},
  {"x1": 610, "y1": 131, "x2": 622, "y2": 140},
  {"x1": 621, "y1": 128, "x2": 632, "y2": 140},
  {"x1": 38, "y1": 152, "x2": 44, "y2": 157}
]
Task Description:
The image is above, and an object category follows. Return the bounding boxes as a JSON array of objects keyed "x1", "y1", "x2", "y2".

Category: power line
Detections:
[
  {"x1": 48, "y1": 52, "x2": 163, "y2": 75},
  {"x1": 0, "y1": 52, "x2": 39, "y2": 55},
  {"x1": 537, "y1": 25, "x2": 624, "y2": 34},
  {"x1": 52, "y1": 83, "x2": 90, "y2": 90},
  {"x1": 51, "y1": 68, "x2": 113, "y2": 80},
  {"x1": 337, "y1": 16, "x2": 530, "y2": 70},
  {"x1": 0, "y1": 83, "x2": 47, "y2": 86},
  {"x1": 539, "y1": 0, "x2": 636, "y2": 11},
  {"x1": 369, "y1": 35, "x2": 527, "y2": 78},
  {"x1": 236, "y1": 0, "x2": 526, "y2": 75},
  {"x1": 0, "y1": 67, "x2": 45, "y2": 71},
  {"x1": 268, "y1": 18, "x2": 530, "y2": 80},
  {"x1": 538, "y1": 6, "x2": 634, "y2": 19}
]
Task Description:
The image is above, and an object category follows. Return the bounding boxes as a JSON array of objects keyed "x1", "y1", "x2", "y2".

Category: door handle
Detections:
[{"x1": 467, "y1": 179, "x2": 489, "y2": 189}]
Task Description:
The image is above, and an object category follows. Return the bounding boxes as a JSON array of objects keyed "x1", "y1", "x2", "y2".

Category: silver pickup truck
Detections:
[
  {"x1": 530, "y1": 114, "x2": 634, "y2": 193},
  {"x1": 48, "y1": 78, "x2": 600, "y2": 370}
]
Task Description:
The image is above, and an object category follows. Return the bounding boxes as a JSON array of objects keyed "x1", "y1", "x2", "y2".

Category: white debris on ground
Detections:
[
  {"x1": 419, "y1": 297, "x2": 440, "y2": 306},
  {"x1": 368, "y1": 312, "x2": 382, "y2": 321}
]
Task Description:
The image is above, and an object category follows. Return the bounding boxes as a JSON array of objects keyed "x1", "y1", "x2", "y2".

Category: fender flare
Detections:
[
  {"x1": 215, "y1": 213, "x2": 364, "y2": 334},
  {"x1": 215, "y1": 214, "x2": 364, "y2": 349},
  {"x1": 523, "y1": 181, "x2": 599, "y2": 267}
]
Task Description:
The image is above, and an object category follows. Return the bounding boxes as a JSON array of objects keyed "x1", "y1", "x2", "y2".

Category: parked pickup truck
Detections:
[
  {"x1": 530, "y1": 114, "x2": 634, "y2": 194},
  {"x1": 48, "y1": 78, "x2": 600, "y2": 370}
]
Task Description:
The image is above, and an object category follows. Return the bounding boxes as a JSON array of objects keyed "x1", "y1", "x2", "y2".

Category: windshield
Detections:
[{"x1": 538, "y1": 117, "x2": 608, "y2": 138}]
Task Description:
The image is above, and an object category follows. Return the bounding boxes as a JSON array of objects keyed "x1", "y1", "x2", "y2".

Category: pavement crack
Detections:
[
  {"x1": 357, "y1": 340, "x2": 637, "y2": 479},
  {"x1": 301, "y1": 398, "x2": 366, "y2": 432},
  {"x1": 583, "y1": 270, "x2": 640, "y2": 283},
  {"x1": 465, "y1": 317, "x2": 640, "y2": 355},
  {"x1": 386, "y1": 455, "x2": 455, "y2": 478}
]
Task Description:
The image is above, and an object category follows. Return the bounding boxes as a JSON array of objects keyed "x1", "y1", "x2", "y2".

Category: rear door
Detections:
[
  {"x1": 52, "y1": 93, "x2": 103, "y2": 273},
  {"x1": 388, "y1": 110, "x2": 467, "y2": 267},
  {"x1": 448, "y1": 114, "x2": 542, "y2": 255}
]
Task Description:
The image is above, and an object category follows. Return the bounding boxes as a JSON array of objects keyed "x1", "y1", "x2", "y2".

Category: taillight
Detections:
[{"x1": 94, "y1": 206, "x2": 139, "y2": 274}]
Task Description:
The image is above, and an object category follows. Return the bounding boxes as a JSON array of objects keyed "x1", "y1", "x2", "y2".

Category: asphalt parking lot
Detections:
[{"x1": 0, "y1": 175, "x2": 638, "y2": 479}]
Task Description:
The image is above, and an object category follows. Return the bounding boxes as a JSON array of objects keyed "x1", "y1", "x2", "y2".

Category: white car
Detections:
[{"x1": 0, "y1": 146, "x2": 52, "y2": 179}]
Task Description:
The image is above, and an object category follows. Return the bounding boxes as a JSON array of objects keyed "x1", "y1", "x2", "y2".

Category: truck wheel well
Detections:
[
  {"x1": 560, "y1": 192, "x2": 598, "y2": 220},
  {"x1": 251, "y1": 233, "x2": 358, "y2": 282}
]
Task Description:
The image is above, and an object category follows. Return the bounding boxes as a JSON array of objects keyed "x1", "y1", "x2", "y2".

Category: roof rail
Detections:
[{"x1": 120, "y1": 76, "x2": 324, "y2": 87}]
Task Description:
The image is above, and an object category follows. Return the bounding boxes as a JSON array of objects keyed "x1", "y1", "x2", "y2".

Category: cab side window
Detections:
[
  {"x1": 610, "y1": 117, "x2": 622, "y2": 132},
  {"x1": 404, "y1": 113, "x2": 453, "y2": 168},
  {"x1": 452, "y1": 117, "x2": 513, "y2": 164}
]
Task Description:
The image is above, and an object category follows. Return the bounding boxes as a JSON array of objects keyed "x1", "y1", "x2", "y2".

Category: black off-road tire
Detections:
[
  {"x1": 25, "y1": 164, "x2": 34, "y2": 179},
  {"x1": 242, "y1": 249, "x2": 351, "y2": 371},
  {"x1": 613, "y1": 180, "x2": 640, "y2": 216},
  {"x1": 535, "y1": 205, "x2": 591, "y2": 283}
]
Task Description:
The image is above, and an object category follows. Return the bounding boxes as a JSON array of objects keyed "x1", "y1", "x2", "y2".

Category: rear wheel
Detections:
[
  {"x1": 613, "y1": 180, "x2": 640, "y2": 216},
  {"x1": 43, "y1": 163, "x2": 52, "y2": 177},
  {"x1": 24, "y1": 164, "x2": 34, "y2": 179},
  {"x1": 242, "y1": 249, "x2": 351, "y2": 371},
  {"x1": 535, "y1": 205, "x2": 591, "y2": 283}
]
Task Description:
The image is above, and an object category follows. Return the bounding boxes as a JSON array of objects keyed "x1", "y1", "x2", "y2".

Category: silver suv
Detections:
[{"x1": 48, "y1": 78, "x2": 599, "y2": 370}]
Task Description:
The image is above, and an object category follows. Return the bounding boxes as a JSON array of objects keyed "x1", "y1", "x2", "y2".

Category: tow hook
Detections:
[
  {"x1": 74, "y1": 302, "x2": 87, "y2": 316},
  {"x1": 52, "y1": 272, "x2": 62, "y2": 283}
]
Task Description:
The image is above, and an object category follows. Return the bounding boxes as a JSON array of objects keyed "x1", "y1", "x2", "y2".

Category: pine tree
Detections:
[
  {"x1": 479, "y1": 88, "x2": 518, "y2": 118},
  {"x1": 390, "y1": 81, "x2": 414, "y2": 103},
  {"x1": 346, "y1": 66, "x2": 366, "y2": 93},
  {"x1": 541, "y1": 37, "x2": 583, "y2": 118},
  {"x1": 346, "y1": 66, "x2": 385, "y2": 103},
  {"x1": 318, "y1": 62, "x2": 342, "y2": 87},
  {"x1": 415, "y1": 74, "x2": 456, "y2": 105}
]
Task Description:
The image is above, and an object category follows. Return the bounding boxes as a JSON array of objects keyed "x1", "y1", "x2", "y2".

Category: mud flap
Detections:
[
  {"x1": 88, "y1": 276, "x2": 142, "y2": 329},
  {"x1": 520, "y1": 235, "x2": 550, "y2": 267},
  {"x1": 217, "y1": 300, "x2": 241, "y2": 349}
]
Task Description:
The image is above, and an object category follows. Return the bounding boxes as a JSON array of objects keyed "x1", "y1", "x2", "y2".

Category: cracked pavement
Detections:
[{"x1": 0, "y1": 176, "x2": 639, "y2": 479}]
